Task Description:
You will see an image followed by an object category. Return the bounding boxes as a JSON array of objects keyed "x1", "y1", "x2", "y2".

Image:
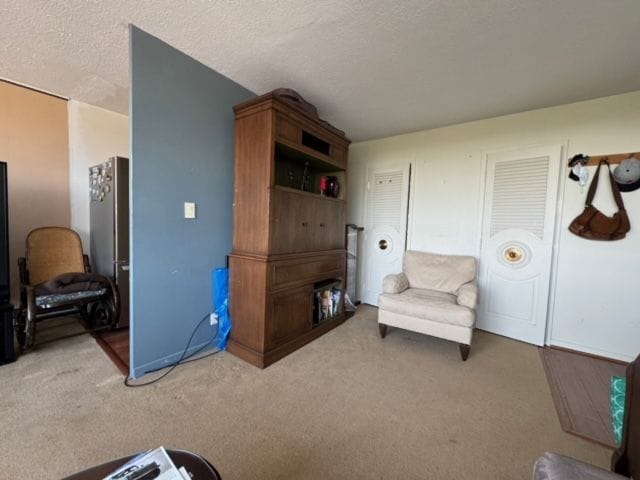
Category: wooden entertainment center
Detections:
[{"x1": 228, "y1": 91, "x2": 351, "y2": 368}]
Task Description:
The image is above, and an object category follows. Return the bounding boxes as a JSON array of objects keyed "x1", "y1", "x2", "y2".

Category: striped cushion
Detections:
[{"x1": 611, "y1": 375, "x2": 627, "y2": 446}]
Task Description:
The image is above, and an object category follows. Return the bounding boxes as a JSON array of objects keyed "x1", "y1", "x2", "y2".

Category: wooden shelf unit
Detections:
[
  {"x1": 228, "y1": 92, "x2": 351, "y2": 368},
  {"x1": 584, "y1": 152, "x2": 638, "y2": 166}
]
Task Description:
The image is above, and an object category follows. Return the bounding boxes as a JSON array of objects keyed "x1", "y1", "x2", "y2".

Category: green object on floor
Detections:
[{"x1": 611, "y1": 375, "x2": 627, "y2": 446}]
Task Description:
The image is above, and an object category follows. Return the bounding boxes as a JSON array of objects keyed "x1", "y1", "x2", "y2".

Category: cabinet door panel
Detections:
[
  {"x1": 268, "y1": 286, "x2": 313, "y2": 348},
  {"x1": 271, "y1": 190, "x2": 305, "y2": 253},
  {"x1": 314, "y1": 200, "x2": 345, "y2": 251},
  {"x1": 270, "y1": 189, "x2": 312, "y2": 253},
  {"x1": 271, "y1": 188, "x2": 345, "y2": 254}
]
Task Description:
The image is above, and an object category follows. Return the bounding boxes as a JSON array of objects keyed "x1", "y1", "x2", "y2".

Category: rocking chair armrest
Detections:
[
  {"x1": 24, "y1": 285, "x2": 38, "y2": 321},
  {"x1": 18, "y1": 257, "x2": 29, "y2": 285},
  {"x1": 83, "y1": 255, "x2": 92, "y2": 273},
  {"x1": 104, "y1": 275, "x2": 121, "y2": 324}
]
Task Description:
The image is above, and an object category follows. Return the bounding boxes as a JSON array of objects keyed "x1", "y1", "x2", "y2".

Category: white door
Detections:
[
  {"x1": 477, "y1": 145, "x2": 562, "y2": 345},
  {"x1": 361, "y1": 163, "x2": 410, "y2": 306}
]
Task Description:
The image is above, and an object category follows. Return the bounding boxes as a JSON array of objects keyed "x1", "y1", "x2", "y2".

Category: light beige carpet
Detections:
[{"x1": 0, "y1": 305, "x2": 610, "y2": 479}]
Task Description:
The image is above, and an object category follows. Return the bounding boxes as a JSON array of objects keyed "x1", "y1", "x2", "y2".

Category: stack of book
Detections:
[{"x1": 103, "y1": 447, "x2": 190, "y2": 480}]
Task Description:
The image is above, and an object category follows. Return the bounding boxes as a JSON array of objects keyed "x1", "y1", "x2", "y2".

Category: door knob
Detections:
[{"x1": 378, "y1": 239, "x2": 388, "y2": 250}]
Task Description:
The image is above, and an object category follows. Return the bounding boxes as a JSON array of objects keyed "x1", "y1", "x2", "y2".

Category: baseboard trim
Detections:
[
  {"x1": 547, "y1": 345, "x2": 629, "y2": 366},
  {"x1": 549, "y1": 339, "x2": 632, "y2": 364},
  {"x1": 131, "y1": 339, "x2": 215, "y2": 379}
]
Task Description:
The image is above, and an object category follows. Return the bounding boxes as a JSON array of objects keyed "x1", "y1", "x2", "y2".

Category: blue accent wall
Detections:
[{"x1": 129, "y1": 26, "x2": 254, "y2": 378}]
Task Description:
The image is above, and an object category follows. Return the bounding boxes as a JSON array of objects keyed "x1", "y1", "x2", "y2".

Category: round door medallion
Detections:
[
  {"x1": 374, "y1": 234, "x2": 393, "y2": 256},
  {"x1": 497, "y1": 241, "x2": 531, "y2": 268},
  {"x1": 504, "y1": 246, "x2": 524, "y2": 263}
]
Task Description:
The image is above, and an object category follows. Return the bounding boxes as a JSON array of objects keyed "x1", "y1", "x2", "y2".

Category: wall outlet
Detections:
[
  {"x1": 184, "y1": 202, "x2": 196, "y2": 219},
  {"x1": 210, "y1": 312, "x2": 218, "y2": 326}
]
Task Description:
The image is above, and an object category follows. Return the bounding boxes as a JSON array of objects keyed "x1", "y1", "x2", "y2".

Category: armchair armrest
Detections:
[
  {"x1": 382, "y1": 272, "x2": 409, "y2": 294},
  {"x1": 456, "y1": 281, "x2": 478, "y2": 309},
  {"x1": 533, "y1": 452, "x2": 626, "y2": 480}
]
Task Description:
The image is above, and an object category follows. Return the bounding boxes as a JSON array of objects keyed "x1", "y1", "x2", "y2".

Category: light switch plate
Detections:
[{"x1": 184, "y1": 202, "x2": 196, "y2": 219}]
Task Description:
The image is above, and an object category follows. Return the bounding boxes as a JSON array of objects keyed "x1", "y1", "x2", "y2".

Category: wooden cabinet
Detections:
[
  {"x1": 228, "y1": 91, "x2": 351, "y2": 368},
  {"x1": 270, "y1": 188, "x2": 345, "y2": 254},
  {"x1": 268, "y1": 286, "x2": 313, "y2": 349}
]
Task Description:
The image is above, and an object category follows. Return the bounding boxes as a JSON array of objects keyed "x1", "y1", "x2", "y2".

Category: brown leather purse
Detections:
[{"x1": 569, "y1": 159, "x2": 630, "y2": 240}]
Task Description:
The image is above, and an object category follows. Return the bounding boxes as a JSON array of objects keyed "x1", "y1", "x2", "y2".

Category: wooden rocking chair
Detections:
[{"x1": 15, "y1": 227, "x2": 119, "y2": 351}]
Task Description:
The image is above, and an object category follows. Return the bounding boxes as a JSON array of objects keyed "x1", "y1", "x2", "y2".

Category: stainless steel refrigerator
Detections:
[{"x1": 89, "y1": 156, "x2": 129, "y2": 327}]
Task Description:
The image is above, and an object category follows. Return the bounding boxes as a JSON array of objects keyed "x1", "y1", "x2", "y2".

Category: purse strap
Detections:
[{"x1": 585, "y1": 159, "x2": 626, "y2": 211}]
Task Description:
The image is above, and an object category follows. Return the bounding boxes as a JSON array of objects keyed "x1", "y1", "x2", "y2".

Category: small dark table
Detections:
[{"x1": 62, "y1": 449, "x2": 221, "y2": 479}]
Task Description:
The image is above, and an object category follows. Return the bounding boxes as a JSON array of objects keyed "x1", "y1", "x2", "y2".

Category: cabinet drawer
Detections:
[
  {"x1": 269, "y1": 253, "x2": 345, "y2": 290},
  {"x1": 268, "y1": 286, "x2": 313, "y2": 348}
]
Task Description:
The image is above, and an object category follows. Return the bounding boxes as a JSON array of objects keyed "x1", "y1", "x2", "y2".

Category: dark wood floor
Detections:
[
  {"x1": 94, "y1": 328, "x2": 129, "y2": 376},
  {"x1": 540, "y1": 347, "x2": 627, "y2": 448}
]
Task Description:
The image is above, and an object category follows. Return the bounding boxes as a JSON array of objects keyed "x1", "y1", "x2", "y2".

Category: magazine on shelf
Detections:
[{"x1": 103, "y1": 446, "x2": 190, "y2": 480}]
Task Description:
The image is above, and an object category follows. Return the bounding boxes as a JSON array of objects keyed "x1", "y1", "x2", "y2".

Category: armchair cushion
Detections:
[
  {"x1": 457, "y1": 281, "x2": 478, "y2": 309},
  {"x1": 379, "y1": 288, "x2": 474, "y2": 328},
  {"x1": 533, "y1": 452, "x2": 626, "y2": 480},
  {"x1": 403, "y1": 250, "x2": 477, "y2": 294},
  {"x1": 382, "y1": 272, "x2": 409, "y2": 294}
]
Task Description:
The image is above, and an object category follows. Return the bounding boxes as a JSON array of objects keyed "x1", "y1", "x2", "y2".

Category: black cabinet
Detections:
[{"x1": 0, "y1": 304, "x2": 15, "y2": 365}]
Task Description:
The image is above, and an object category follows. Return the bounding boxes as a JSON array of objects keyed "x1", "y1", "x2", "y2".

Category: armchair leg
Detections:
[
  {"x1": 459, "y1": 344, "x2": 470, "y2": 361},
  {"x1": 378, "y1": 323, "x2": 387, "y2": 339}
]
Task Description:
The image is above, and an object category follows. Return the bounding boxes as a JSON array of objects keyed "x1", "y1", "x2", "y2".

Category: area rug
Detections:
[{"x1": 540, "y1": 347, "x2": 627, "y2": 448}]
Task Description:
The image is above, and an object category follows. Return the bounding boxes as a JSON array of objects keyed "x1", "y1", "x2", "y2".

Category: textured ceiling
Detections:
[{"x1": 2, "y1": 1, "x2": 640, "y2": 141}]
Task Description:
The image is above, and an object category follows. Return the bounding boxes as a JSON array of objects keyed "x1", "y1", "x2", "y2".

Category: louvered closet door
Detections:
[
  {"x1": 362, "y1": 163, "x2": 410, "y2": 306},
  {"x1": 477, "y1": 146, "x2": 562, "y2": 345}
]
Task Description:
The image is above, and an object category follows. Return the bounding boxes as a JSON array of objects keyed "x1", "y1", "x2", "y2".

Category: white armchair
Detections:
[{"x1": 378, "y1": 250, "x2": 479, "y2": 361}]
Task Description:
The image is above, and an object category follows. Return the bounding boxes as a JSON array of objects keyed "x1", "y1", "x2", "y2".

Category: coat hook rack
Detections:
[{"x1": 585, "y1": 152, "x2": 638, "y2": 166}]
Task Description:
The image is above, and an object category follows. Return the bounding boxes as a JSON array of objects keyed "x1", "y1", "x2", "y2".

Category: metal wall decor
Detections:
[{"x1": 89, "y1": 162, "x2": 113, "y2": 203}]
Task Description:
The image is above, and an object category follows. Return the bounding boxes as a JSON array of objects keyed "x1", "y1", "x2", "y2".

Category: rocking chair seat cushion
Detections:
[
  {"x1": 35, "y1": 289, "x2": 108, "y2": 309},
  {"x1": 34, "y1": 272, "x2": 111, "y2": 296},
  {"x1": 33, "y1": 272, "x2": 112, "y2": 309}
]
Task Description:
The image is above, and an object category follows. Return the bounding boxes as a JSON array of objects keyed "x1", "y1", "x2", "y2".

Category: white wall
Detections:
[
  {"x1": 349, "y1": 91, "x2": 640, "y2": 361},
  {"x1": 68, "y1": 100, "x2": 129, "y2": 252}
]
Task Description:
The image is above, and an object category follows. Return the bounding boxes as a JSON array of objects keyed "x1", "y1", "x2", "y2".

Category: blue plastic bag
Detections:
[{"x1": 213, "y1": 268, "x2": 232, "y2": 350}]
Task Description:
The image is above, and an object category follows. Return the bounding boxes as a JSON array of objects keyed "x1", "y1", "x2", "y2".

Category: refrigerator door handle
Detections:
[{"x1": 113, "y1": 260, "x2": 129, "y2": 271}]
